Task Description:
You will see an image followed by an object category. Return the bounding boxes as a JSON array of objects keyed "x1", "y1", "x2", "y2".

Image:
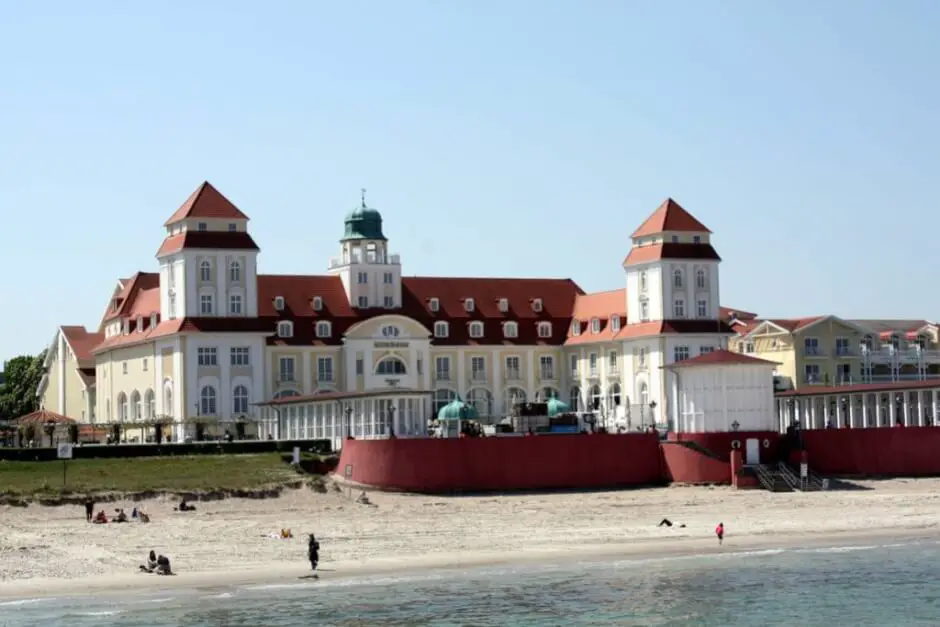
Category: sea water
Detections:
[{"x1": 5, "y1": 540, "x2": 940, "y2": 626}]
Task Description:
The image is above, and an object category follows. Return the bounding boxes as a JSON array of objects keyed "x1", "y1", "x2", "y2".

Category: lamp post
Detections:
[
  {"x1": 648, "y1": 401, "x2": 657, "y2": 432},
  {"x1": 345, "y1": 405, "x2": 353, "y2": 440}
]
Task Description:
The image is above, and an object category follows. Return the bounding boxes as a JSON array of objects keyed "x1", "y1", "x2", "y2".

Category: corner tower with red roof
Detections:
[{"x1": 156, "y1": 182, "x2": 261, "y2": 320}]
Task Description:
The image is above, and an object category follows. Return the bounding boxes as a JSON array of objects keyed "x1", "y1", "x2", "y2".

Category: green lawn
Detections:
[{"x1": 0, "y1": 454, "x2": 301, "y2": 496}]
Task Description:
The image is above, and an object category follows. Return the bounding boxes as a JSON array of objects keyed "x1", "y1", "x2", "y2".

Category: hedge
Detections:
[{"x1": 0, "y1": 439, "x2": 332, "y2": 462}]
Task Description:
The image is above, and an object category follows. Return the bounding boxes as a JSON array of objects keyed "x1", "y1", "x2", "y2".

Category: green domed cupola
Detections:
[{"x1": 341, "y1": 189, "x2": 387, "y2": 242}]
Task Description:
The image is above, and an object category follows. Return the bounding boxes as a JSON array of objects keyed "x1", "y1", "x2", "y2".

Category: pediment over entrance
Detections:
[{"x1": 344, "y1": 314, "x2": 431, "y2": 341}]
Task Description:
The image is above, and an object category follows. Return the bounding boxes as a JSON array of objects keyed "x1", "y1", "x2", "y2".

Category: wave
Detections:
[{"x1": 0, "y1": 598, "x2": 50, "y2": 607}]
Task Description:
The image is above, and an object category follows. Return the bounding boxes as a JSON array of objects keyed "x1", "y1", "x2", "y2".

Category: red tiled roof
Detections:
[
  {"x1": 164, "y1": 181, "x2": 250, "y2": 226},
  {"x1": 102, "y1": 272, "x2": 160, "y2": 322},
  {"x1": 623, "y1": 243, "x2": 721, "y2": 266},
  {"x1": 14, "y1": 410, "x2": 76, "y2": 425},
  {"x1": 668, "y1": 349, "x2": 778, "y2": 368},
  {"x1": 61, "y1": 326, "x2": 105, "y2": 364},
  {"x1": 567, "y1": 290, "x2": 626, "y2": 344},
  {"x1": 567, "y1": 319, "x2": 734, "y2": 345},
  {"x1": 631, "y1": 198, "x2": 712, "y2": 238},
  {"x1": 156, "y1": 231, "x2": 260, "y2": 257},
  {"x1": 730, "y1": 319, "x2": 762, "y2": 337},
  {"x1": 720, "y1": 307, "x2": 758, "y2": 321},
  {"x1": 776, "y1": 378, "x2": 940, "y2": 398}
]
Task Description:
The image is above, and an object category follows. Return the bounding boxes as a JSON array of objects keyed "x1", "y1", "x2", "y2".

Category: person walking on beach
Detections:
[
  {"x1": 308, "y1": 533, "x2": 320, "y2": 573},
  {"x1": 715, "y1": 522, "x2": 725, "y2": 545},
  {"x1": 84, "y1": 498, "x2": 94, "y2": 522}
]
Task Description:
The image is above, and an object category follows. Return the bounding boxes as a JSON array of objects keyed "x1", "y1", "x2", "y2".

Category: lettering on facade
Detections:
[
  {"x1": 374, "y1": 341, "x2": 409, "y2": 349},
  {"x1": 385, "y1": 378, "x2": 400, "y2": 387}
]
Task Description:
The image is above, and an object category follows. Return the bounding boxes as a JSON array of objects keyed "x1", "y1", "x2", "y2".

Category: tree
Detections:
[{"x1": 0, "y1": 352, "x2": 46, "y2": 422}]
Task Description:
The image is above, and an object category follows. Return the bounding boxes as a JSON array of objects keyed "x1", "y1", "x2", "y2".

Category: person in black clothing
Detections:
[
  {"x1": 307, "y1": 534, "x2": 320, "y2": 572},
  {"x1": 84, "y1": 498, "x2": 94, "y2": 522}
]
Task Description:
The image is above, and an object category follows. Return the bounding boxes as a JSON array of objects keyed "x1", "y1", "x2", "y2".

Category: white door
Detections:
[{"x1": 745, "y1": 438, "x2": 760, "y2": 465}]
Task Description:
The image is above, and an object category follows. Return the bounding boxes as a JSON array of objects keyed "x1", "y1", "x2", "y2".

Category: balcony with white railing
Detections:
[
  {"x1": 863, "y1": 345, "x2": 940, "y2": 364},
  {"x1": 328, "y1": 253, "x2": 402, "y2": 269},
  {"x1": 803, "y1": 347, "x2": 828, "y2": 359}
]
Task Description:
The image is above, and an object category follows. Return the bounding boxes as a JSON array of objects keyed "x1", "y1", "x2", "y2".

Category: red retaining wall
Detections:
[
  {"x1": 802, "y1": 427, "x2": 940, "y2": 476},
  {"x1": 668, "y1": 431, "x2": 780, "y2": 464},
  {"x1": 661, "y1": 442, "x2": 731, "y2": 484},
  {"x1": 336, "y1": 434, "x2": 664, "y2": 493}
]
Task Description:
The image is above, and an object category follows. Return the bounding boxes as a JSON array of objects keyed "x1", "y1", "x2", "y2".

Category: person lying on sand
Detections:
[
  {"x1": 139, "y1": 550, "x2": 158, "y2": 573},
  {"x1": 658, "y1": 518, "x2": 686, "y2": 528}
]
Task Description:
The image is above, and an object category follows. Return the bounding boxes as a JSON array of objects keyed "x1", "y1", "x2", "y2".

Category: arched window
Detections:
[
  {"x1": 432, "y1": 388, "x2": 456, "y2": 417},
  {"x1": 117, "y1": 392, "x2": 128, "y2": 422},
  {"x1": 163, "y1": 382, "x2": 173, "y2": 419},
  {"x1": 315, "y1": 321, "x2": 332, "y2": 338},
  {"x1": 503, "y1": 322, "x2": 518, "y2": 339},
  {"x1": 130, "y1": 390, "x2": 141, "y2": 421},
  {"x1": 144, "y1": 389, "x2": 155, "y2": 420},
  {"x1": 590, "y1": 384, "x2": 602, "y2": 411},
  {"x1": 468, "y1": 321, "x2": 485, "y2": 339},
  {"x1": 277, "y1": 321, "x2": 294, "y2": 338},
  {"x1": 376, "y1": 357, "x2": 408, "y2": 375},
  {"x1": 569, "y1": 386, "x2": 581, "y2": 412},
  {"x1": 232, "y1": 385, "x2": 249, "y2": 414},
  {"x1": 381, "y1": 325, "x2": 400, "y2": 337},
  {"x1": 673, "y1": 268, "x2": 683, "y2": 288},
  {"x1": 467, "y1": 388, "x2": 492, "y2": 416},
  {"x1": 229, "y1": 261, "x2": 241, "y2": 282},
  {"x1": 639, "y1": 382, "x2": 649, "y2": 407},
  {"x1": 200, "y1": 385, "x2": 217, "y2": 415},
  {"x1": 608, "y1": 383, "x2": 622, "y2": 407},
  {"x1": 200, "y1": 260, "x2": 212, "y2": 282},
  {"x1": 537, "y1": 322, "x2": 552, "y2": 338},
  {"x1": 696, "y1": 268, "x2": 706, "y2": 289},
  {"x1": 274, "y1": 389, "x2": 300, "y2": 399}
]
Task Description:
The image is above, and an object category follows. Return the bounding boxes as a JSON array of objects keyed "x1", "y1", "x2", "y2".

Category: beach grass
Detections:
[{"x1": 0, "y1": 453, "x2": 302, "y2": 496}]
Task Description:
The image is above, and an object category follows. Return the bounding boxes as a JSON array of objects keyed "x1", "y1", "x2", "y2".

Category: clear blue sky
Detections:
[{"x1": 2, "y1": 0, "x2": 938, "y2": 363}]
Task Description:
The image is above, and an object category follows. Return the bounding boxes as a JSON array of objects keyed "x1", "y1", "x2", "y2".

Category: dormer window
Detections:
[
  {"x1": 503, "y1": 322, "x2": 518, "y2": 338},
  {"x1": 468, "y1": 321, "x2": 485, "y2": 338},
  {"x1": 150, "y1": 313, "x2": 158, "y2": 328},
  {"x1": 498, "y1": 298, "x2": 509, "y2": 313},
  {"x1": 197, "y1": 222, "x2": 208, "y2": 231},
  {"x1": 277, "y1": 321, "x2": 293, "y2": 338},
  {"x1": 532, "y1": 299, "x2": 543, "y2": 312},
  {"x1": 136, "y1": 316, "x2": 144, "y2": 332},
  {"x1": 537, "y1": 322, "x2": 552, "y2": 338},
  {"x1": 464, "y1": 298, "x2": 475, "y2": 313},
  {"x1": 429, "y1": 298, "x2": 440, "y2": 312},
  {"x1": 312, "y1": 296, "x2": 323, "y2": 311},
  {"x1": 274, "y1": 296, "x2": 285, "y2": 311},
  {"x1": 434, "y1": 321, "x2": 449, "y2": 338},
  {"x1": 228, "y1": 223, "x2": 237, "y2": 232},
  {"x1": 610, "y1": 316, "x2": 621, "y2": 332},
  {"x1": 315, "y1": 321, "x2": 332, "y2": 338},
  {"x1": 591, "y1": 318, "x2": 601, "y2": 333},
  {"x1": 570, "y1": 321, "x2": 581, "y2": 336}
]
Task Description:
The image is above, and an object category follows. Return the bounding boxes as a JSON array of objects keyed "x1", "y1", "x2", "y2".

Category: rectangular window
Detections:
[
  {"x1": 673, "y1": 299, "x2": 685, "y2": 318},
  {"x1": 168, "y1": 294, "x2": 177, "y2": 320},
  {"x1": 836, "y1": 363, "x2": 851, "y2": 383},
  {"x1": 471, "y1": 356, "x2": 486, "y2": 381},
  {"x1": 673, "y1": 346, "x2": 690, "y2": 362},
  {"x1": 383, "y1": 272, "x2": 393, "y2": 284},
  {"x1": 745, "y1": 342, "x2": 755, "y2": 353},
  {"x1": 570, "y1": 354, "x2": 578, "y2": 376},
  {"x1": 142, "y1": 358, "x2": 148, "y2": 372},
  {"x1": 358, "y1": 296, "x2": 368, "y2": 308},
  {"x1": 435, "y1": 356, "x2": 450, "y2": 380},
  {"x1": 608, "y1": 351, "x2": 617, "y2": 372},
  {"x1": 697, "y1": 299, "x2": 707, "y2": 318},
  {"x1": 231, "y1": 347, "x2": 250, "y2": 366},
  {"x1": 228, "y1": 222, "x2": 237, "y2": 232},
  {"x1": 804, "y1": 363, "x2": 820, "y2": 383},
  {"x1": 434, "y1": 322, "x2": 449, "y2": 338},
  {"x1": 122, "y1": 362, "x2": 128, "y2": 374},
  {"x1": 317, "y1": 357, "x2": 333, "y2": 382},
  {"x1": 700, "y1": 346, "x2": 715, "y2": 355},
  {"x1": 200, "y1": 294, "x2": 214, "y2": 315},
  {"x1": 505, "y1": 356, "x2": 520, "y2": 379},
  {"x1": 357, "y1": 272, "x2": 368, "y2": 284},
  {"x1": 417, "y1": 358, "x2": 423, "y2": 376},
  {"x1": 197, "y1": 347, "x2": 218, "y2": 366},
  {"x1": 230, "y1": 294, "x2": 243, "y2": 315},
  {"x1": 638, "y1": 348, "x2": 646, "y2": 367},
  {"x1": 539, "y1": 355, "x2": 554, "y2": 379},
  {"x1": 384, "y1": 296, "x2": 394, "y2": 307},
  {"x1": 278, "y1": 357, "x2": 295, "y2": 382},
  {"x1": 589, "y1": 353, "x2": 598, "y2": 375},
  {"x1": 835, "y1": 337, "x2": 850, "y2": 356},
  {"x1": 640, "y1": 300, "x2": 649, "y2": 322},
  {"x1": 804, "y1": 337, "x2": 820, "y2": 356},
  {"x1": 197, "y1": 222, "x2": 207, "y2": 231},
  {"x1": 356, "y1": 358, "x2": 364, "y2": 375}
]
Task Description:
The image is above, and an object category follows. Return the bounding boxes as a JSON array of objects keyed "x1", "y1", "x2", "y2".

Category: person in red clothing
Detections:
[{"x1": 716, "y1": 522, "x2": 725, "y2": 545}]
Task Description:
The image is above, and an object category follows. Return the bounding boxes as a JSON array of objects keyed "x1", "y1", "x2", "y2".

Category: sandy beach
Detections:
[{"x1": 3, "y1": 477, "x2": 940, "y2": 600}]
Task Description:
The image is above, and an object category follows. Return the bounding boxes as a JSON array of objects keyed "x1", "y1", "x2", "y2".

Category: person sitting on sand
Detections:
[
  {"x1": 307, "y1": 534, "x2": 320, "y2": 572},
  {"x1": 114, "y1": 508, "x2": 129, "y2": 523},
  {"x1": 139, "y1": 511, "x2": 151, "y2": 523},
  {"x1": 139, "y1": 550, "x2": 158, "y2": 573},
  {"x1": 93, "y1": 510, "x2": 108, "y2": 524},
  {"x1": 155, "y1": 554, "x2": 173, "y2": 575},
  {"x1": 175, "y1": 499, "x2": 196, "y2": 512}
]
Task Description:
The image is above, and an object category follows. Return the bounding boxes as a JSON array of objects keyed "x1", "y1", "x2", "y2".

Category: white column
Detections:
[
  {"x1": 902, "y1": 392, "x2": 910, "y2": 427},
  {"x1": 889, "y1": 397, "x2": 896, "y2": 426},
  {"x1": 933, "y1": 390, "x2": 939, "y2": 426},
  {"x1": 876, "y1": 399, "x2": 883, "y2": 427},
  {"x1": 155, "y1": 347, "x2": 165, "y2": 416},
  {"x1": 526, "y1": 351, "x2": 536, "y2": 399},
  {"x1": 861, "y1": 395, "x2": 868, "y2": 428},
  {"x1": 811, "y1": 397, "x2": 817, "y2": 429},
  {"x1": 848, "y1": 394, "x2": 856, "y2": 428},
  {"x1": 492, "y1": 352, "x2": 502, "y2": 415},
  {"x1": 918, "y1": 392, "x2": 925, "y2": 427},
  {"x1": 822, "y1": 395, "x2": 830, "y2": 427},
  {"x1": 456, "y1": 350, "x2": 467, "y2": 398},
  {"x1": 220, "y1": 344, "x2": 231, "y2": 420},
  {"x1": 215, "y1": 253, "x2": 226, "y2": 316}
]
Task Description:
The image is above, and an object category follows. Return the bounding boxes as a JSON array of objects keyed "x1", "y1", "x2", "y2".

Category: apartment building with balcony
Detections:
[{"x1": 731, "y1": 315, "x2": 939, "y2": 390}]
